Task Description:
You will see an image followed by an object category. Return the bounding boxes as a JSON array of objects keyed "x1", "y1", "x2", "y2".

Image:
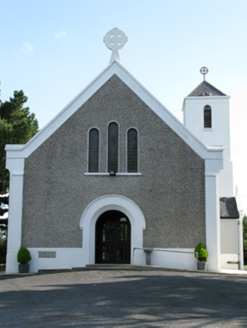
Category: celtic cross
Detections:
[
  {"x1": 200, "y1": 67, "x2": 209, "y2": 81},
  {"x1": 104, "y1": 28, "x2": 128, "y2": 64}
]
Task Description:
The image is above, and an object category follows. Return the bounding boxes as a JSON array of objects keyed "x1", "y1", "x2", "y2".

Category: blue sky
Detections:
[{"x1": 1, "y1": 0, "x2": 247, "y2": 213}]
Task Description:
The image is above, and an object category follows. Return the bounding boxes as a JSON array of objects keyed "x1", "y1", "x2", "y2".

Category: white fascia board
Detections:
[
  {"x1": 184, "y1": 96, "x2": 230, "y2": 102},
  {"x1": 5, "y1": 61, "x2": 223, "y2": 161},
  {"x1": 182, "y1": 95, "x2": 230, "y2": 112},
  {"x1": 5, "y1": 145, "x2": 25, "y2": 151}
]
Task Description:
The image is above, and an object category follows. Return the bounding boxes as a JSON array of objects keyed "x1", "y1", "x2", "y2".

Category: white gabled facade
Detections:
[{"x1": 5, "y1": 60, "x2": 225, "y2": 273}]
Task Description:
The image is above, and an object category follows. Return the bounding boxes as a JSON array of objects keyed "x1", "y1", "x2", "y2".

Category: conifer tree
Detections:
[
  {"x1": 0, "y1": 90, "x2": 39, "y2": 239},
  {"x1": 0, "y1": 90, "x2": 39, "y2": 194}
]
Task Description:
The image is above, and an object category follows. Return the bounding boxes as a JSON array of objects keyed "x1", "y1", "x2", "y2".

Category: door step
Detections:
[
  {"x1": 73, "y1": 264, "x2": 134, "y2": 271},
  {"x1": 72, "y1": 264, "x2": 165, "y2": 271}
]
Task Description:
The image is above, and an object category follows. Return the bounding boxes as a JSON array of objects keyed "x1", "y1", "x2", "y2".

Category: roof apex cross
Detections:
[{"x1": 104, "y1": 28, "x2": 128, "y2": 64}]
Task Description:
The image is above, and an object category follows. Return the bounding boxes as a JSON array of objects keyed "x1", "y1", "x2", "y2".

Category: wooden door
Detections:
[{"x1": 95, "y1": 210, "x2": 131, "y2": 264}]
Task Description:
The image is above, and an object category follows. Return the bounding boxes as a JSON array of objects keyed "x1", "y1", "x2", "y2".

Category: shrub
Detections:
[
  {"x1": 194, "y1": 243, "x2": 208, "y2": 261},
  {"x1": 17, "y1": 246, "x2": 31, "y2": 264}
]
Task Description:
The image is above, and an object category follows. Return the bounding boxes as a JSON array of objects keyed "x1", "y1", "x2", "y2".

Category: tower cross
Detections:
[{"x1": 200, "y1": 67, "x2": 209, "y2": 81}]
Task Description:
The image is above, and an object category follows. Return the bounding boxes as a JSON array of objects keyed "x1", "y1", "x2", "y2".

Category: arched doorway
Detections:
[{"x1": 95, "y1": 210, "x2": 131, "y2": 264}]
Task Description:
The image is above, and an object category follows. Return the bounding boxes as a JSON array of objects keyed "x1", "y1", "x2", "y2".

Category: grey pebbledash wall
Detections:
[{"x1": 22, "y1": 75, "x2": 205, "y2": 248}]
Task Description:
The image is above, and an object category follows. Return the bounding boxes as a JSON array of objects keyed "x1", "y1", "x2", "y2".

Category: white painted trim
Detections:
[
  {"x1": 115, "y1": 173, "x2": 142, "y2": 176},
  {"x1": 149, "y1": 248, "x2": 197, "y2": 270},
  {"x1": 184, "y1": 96, "x2": 230, "y2": 101},
  {"x1": 25, "y1": 246, "x2": 197, "y2": 272},
  {"x1": 84, "y1": 173, "x2": 109, "y2": 176},
  {"x1": 5, "y1": 158, "x2": 25, "y2": 274},
  {"x1": 205, "y1": 173, "x2": 221, "y2": 271},
  {"x1": 84, "y1": 173, "x2": 142, "y2": 176},
  {"x1": 204, "y1": 156, "x2": 223, "y2": 272},
  {"x1": 28, "y1": 248, "x2": 85, "y2": 273},
  {"x1": 79, "y1": 194, "x2": 146, "y2": 264}
]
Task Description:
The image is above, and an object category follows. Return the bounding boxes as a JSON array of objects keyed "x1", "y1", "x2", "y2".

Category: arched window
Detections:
[
  {"x1": 204, "y1": 105, "x2": 212, "y2": 128},
  {"x1": 127, "y1": 128, "x2": 138, "y2": 173},
  {"x1": 88, "y1": 128, "x2": 99, "y2": 172},
  {"x1": 108, "y1": 122, "x2": 118, "y2": 173}
]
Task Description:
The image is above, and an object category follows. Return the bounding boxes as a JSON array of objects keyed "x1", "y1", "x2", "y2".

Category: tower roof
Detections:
[{"x1": 188, "y1": 80, "x2": 226, "y2": 97}]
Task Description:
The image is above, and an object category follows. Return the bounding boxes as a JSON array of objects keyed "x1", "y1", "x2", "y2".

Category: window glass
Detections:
[
  {"x1": 127, "y1": 128, "x2": 138, "y2": 172},
  {"x1": 204, "y1": 105, "x2": 212, "y2": 128},
  {"x1": 108, "y1": 122, "x2": 118, "y2": 172},
  {"x1": 89, "y1": 128, "x2": 99, "y2": 172}
]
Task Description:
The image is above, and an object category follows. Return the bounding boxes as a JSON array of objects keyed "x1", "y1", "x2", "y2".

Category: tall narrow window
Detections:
[
  {"x1": 88, "y1": 128, "x2": 99, "y2": 172},
  {"x1": 127, "y1": 128, "x2": 138, "y2": 173},
  {"x1": 204, "y1": 105, "x2": 212, "y2": 128},
  {"x1": 108, "y1": 122, "x2": 118, "y2": 173}
]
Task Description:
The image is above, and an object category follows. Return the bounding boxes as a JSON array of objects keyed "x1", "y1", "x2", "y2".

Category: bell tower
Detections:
[{"x1": 182, "y1": 67, "x2": 233, "y2": 197}]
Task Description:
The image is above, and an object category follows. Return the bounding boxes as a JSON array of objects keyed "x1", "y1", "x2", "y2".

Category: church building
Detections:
[{"x1": 5, "y1": 29, "x2": 241, "y2": 273}]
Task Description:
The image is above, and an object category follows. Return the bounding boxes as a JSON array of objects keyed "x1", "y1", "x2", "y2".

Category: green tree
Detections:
[
  {"x1": 0, "y1": 90, "x2": 39, "y2": 194},
  {"x1": 0, "y1": 90, "x2": 39, "y2": 265},
  {"x1": 243, "y1": 215, "x2": 247, "y2": 265}
]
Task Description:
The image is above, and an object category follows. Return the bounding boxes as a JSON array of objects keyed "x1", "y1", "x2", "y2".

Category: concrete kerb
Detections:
[{"x1": 1, "y1": 265, "x2": 247, "y2": 277}]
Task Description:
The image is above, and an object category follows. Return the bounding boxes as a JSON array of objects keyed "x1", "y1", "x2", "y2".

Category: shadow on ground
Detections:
[{"x1": 0, "y1": 270, "x2": 247, "y2": 327}]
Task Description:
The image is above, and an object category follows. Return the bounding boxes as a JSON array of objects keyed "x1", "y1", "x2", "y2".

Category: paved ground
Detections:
[{"x1": 0, "y1": 269, "x2": 247, "y2": 327}]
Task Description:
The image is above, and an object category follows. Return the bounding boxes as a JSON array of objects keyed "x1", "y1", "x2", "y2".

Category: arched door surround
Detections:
[{"x1": 80, "y1": 195, "x2": 146, "y2": 264}]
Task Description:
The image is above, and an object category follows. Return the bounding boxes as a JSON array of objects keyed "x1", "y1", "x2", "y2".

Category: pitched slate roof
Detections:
[
  {"x1": 220, "y1": 197, "x2": 239, "y2": 219},
  {"x1": 188, "y1": 81, "x2": 226, "y2": 97}
]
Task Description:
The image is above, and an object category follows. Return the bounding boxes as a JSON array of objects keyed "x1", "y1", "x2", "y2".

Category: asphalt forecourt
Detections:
[{"x1": 0, "y1": 269, "x2": 247, "y2": 327}]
